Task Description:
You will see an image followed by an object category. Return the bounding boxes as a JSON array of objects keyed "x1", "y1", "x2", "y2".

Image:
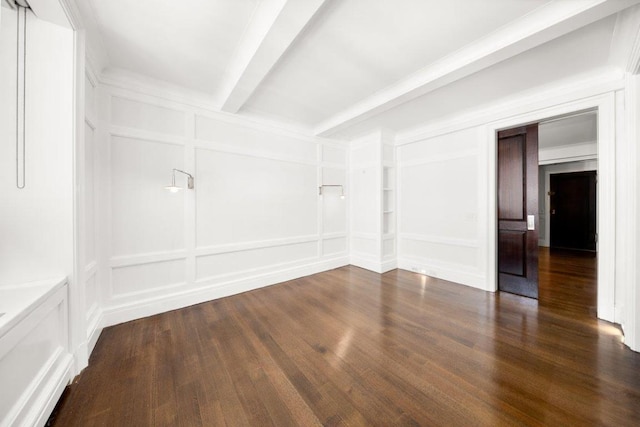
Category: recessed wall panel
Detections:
[
  {"x1": 112, "y1": 259, "x2": 186, "y2": 297},
  {"x1": 111, "y1": 97, "x2": 185, "y2": 136},
  {"x1": 196, "y1": 241, "x2": 317, "y2": 281},
  {"x1": 400, "y1": 156, "x2": 477, "y2": 239},
  {"x1": 195, "y1": 115, "x2": 316, "y2": 161},
  {"x1": 401, "y1": 239, "x2": 477, "y2": 267},
  {"x1": 111, "y1": 136, "x2": 185, "y2": 256},
  {"x1": 352, "y1": 237, "x2": 378, "y2": 257},
  {"x1": 323, "y1": 237, "x2": 347, "y2": 256},
  {"x1": 195, "y1": 149, "x2": 317, "y2": 247},
  {"x1": 399, "y1": 127, "x2": 477, "y2": 162},
  {"x1": 85, "y1": 273, "x2": 97, "y2": 310},
  {"x1": 322, "y1": 168, "x2": 347, "y2": 234}
]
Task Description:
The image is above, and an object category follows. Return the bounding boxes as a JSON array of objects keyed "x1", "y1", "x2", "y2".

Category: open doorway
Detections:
[{"x1": 537, "y1": 110, "x2": 598, "y2": 316}]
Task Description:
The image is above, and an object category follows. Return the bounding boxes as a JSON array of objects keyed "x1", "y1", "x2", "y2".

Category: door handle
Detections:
[{"x1": 527, "y1": 215, "x2": 535, "y2": 231}]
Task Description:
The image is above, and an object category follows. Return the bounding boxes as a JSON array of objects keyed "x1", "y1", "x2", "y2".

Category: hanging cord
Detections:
[{"x1": 16, "y1": 6, "x2": 26, "y2": 189}]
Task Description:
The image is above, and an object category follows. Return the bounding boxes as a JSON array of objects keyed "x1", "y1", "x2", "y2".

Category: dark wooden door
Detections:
[
  {"x1": 497, "y1": 125, "x2": 539, "y2": 299},
  {"x1": 550, "y1": 171, "x2": 597, "y2": 251}
]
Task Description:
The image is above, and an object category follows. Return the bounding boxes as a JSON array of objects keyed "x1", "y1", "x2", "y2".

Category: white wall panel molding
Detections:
[
  {"x1": 399, "y1": 149, "x2": 478, "y2": 168},
  {"x1": 109, "y1": 279, "x2": 188, "y2": 302},
  {"x1": 351, "y1": 232, "x2": 379, "y2": 241},
  {"x1": 193, "y1": 140, "x2": 317, "y2": 167},
  {"x1": 102, "y1": 256, "x2": 348, "y2": 327},
  {"x1": 195, "y1": 235, "x2": 319, "y2": 257},
  {"x1": 84, "y1": 260, "x2": 97, "y2": 278},
  {"x1": 397, "y1": 68, "x2": 625, "y2": 145},
  {"x1": 399, "y1": 233, "x2": 479, "y2": 248},
  {"x1": 110, "y1": 250, "x2": 188, "y2": 268},
  {"x1": 109, "y1": 126, "x2": 187, "y2": 147},
  {"x1": 321, "y1": 161, "x2": 347, "y2": 170},
  {"x1": 101, "y1": 74, "x2": 335, "y2": 146},
  {"x1": 398, "y1": 257, "x2": 486, "y2": 291},
  {"x1": 195, "y1": 254, "x2": 318, "y2": 285},
  {"x1": 85, "y1": 117, "x2": 96, "y2": 131},
  {"x1": 322, "y1": 232, "x2": 348, "y2": 240}
]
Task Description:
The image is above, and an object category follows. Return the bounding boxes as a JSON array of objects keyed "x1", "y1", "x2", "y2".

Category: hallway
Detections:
[{"x1": 538, "y1": 246, "x2": 597, "y2": 317}]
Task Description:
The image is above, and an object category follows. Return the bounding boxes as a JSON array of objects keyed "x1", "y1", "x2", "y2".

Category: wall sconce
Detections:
[
  {"x1": 319, "y1": 184, "x2": 345, "y2": 199},
  {"x1": 164, "y1": 169, "x2": 194, "y2": 193}
]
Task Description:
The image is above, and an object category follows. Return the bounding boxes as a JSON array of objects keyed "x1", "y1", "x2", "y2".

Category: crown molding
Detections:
[
  {"x1": 314, "y1": 0, "x2": 640, "y2": 137},
  {"x1": 396, "y1": 67, "x2": 625, "y2": 145},
  {"x1": 98, "y1": 68, "x2": 340, "y2": 146},
  {"x1": 609, "y1": 4, "x2": 640, "y2": 74}
]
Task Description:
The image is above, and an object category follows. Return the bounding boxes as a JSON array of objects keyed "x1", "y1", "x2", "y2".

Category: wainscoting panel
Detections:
[{"x1": 195, "y1": 241, "x2": 318, "y2": 282}]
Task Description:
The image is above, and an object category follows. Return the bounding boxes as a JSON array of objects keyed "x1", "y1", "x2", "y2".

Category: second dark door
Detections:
[{"x1": 550, "y1": 171, "x2": 597, "y2": 251}]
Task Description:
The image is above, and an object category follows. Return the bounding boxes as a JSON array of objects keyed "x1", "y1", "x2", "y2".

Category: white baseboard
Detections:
[
  {"x1": 102, "y1": 256, "x2": 349, "y2": 327},
  {"x1": 397, "y1": 257, "x2": 487, "y2": 291},
  {"x1": 87, "y1": 308, "x2": 104, "y2": 358},
  {"x1": 350, "y1": 255, "x2": 397, "y2": 274}
]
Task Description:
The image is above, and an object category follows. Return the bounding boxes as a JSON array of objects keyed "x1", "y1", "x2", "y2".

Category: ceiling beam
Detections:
[
  {"x1": 218, "y1": 0, "x2": 326, "y2": 114},
  {"x1": 314, "y1": 0, "x2": 640, "y2": 137}
]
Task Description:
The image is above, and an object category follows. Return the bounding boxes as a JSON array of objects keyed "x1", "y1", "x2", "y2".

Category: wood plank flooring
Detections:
[{"x1": 49, "y1": 250, "x2": 640, "y2": 426}]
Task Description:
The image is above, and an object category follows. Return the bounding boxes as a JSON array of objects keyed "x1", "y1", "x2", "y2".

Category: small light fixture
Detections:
[
  {"x1": 319, "y1": 184, "x2": 345, "y2": 199},
  {"x1": 165, "y1": 168, "x2": 194, "y2": 192}
]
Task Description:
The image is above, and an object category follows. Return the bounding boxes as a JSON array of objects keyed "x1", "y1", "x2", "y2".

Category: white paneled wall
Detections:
[
  {"x1": 397, "y1": 127, "x2": 485, "y2": 288},
  {"x1": 100, "y1": 89, "x2": 348, "y2": 326}
]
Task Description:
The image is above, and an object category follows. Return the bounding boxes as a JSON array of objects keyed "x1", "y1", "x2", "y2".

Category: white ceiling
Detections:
[
  {"x1": 76, "y1": 0, "x2": 640, "y2": 140},
  {"x1": 539, "y1": 112, "x2": 598, "y2": 148}
]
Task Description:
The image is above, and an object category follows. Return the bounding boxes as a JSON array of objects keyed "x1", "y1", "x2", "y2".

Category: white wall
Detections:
[
  {"x1": 98, "y1": 85, "x2": 348, "y2": 326},
  {"x1": 394, "y1": 73, "x2": 639, "y2": 351},
  {"x1": 397, "y1": 127, "x2": 485, "y2": 288},
  {"x1": 0, "y1": 9, "x2": 74, "y2": 286}
]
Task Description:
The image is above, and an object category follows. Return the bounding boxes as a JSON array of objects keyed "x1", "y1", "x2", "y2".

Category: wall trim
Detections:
[
  {"x1": 350, "y1": 254, "x2": 396, "y2": 274},
  {"x1": 398, "y1": 149, "x2": 478, "y2": 167},
  {"x1": 485, "y1": 92, "x2": 617, "y2": 323},
  {"x1": 110, "y1": 250, "x2": 188, "y2": 268},
  {"x1": 109, "y1": 126, "x2": 187, "y2": 147},
  {"x1": 102, "y1": 256, "x2": 349, "y2": 327},
  {"x1": 195, "y1": 234, "x2": 320, "y2": 257},
  {"x1": 397, "y1": 68, "x2": 625, "y2": 145},
  {"x1": 194, "y1": 139, "x2": 318, "y2": 167},
  {"x1": 100, "y1": 72, "x2": 338, "y2": 146},
  {"x1": 398, "y1": 257, "x2": 486, "y2": 291},
  {"x1": 399, "y1": 233, "x2": 479, "y2": 248}
]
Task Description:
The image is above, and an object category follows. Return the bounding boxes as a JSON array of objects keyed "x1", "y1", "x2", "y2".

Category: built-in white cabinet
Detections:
[{"x1": 0, "y1": 278, "x2": 73, "y2": 427}]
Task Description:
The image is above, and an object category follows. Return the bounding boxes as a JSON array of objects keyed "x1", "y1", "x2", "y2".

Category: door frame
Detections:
[{"x1": 485, "y1": 93, "x2": 616, "y2": 322}]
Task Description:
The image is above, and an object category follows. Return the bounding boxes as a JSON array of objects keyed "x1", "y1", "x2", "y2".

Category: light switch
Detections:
[{"x1": 527, "y1": 215, "x2": 535, "y2": 231}]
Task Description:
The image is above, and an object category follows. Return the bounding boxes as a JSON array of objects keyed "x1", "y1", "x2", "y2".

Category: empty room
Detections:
[{"x1": 2, "y1": 0, "x2": 640, "y2": 425}]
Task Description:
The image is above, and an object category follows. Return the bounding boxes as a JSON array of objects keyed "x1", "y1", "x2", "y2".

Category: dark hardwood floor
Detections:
[{"x1": 49, "y1": 251, "x2": 640, "y2": 426}]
